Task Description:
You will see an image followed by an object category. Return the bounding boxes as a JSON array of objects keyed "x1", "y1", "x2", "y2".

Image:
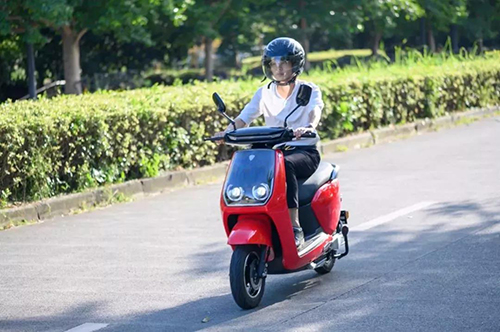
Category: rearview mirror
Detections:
[
  {"x1": 212, "y1": 92, "x2": 226, "y2": 114},
  {"x1": 296, "y1": 85, "x2": 312, "y2": 107},
  {"x1": 212, "y1": 92, "x2": 236, "y2": 130}
]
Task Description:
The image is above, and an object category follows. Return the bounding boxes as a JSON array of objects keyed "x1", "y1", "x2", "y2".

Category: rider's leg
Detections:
[
  {"x1": 284, "y1": 148, "x2": 320, "y2": 247},
  {"x1": 288, "y1": 207, "x2": 303, "y2": 247}
]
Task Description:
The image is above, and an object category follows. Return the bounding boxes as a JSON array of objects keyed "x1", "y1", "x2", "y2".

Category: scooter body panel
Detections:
[
  {"x1": 221, "y1": 150, "x2": 337, "y2": 272},
  {"x1": 311, "y1": 179, "x2": 341, "y2": 234},
  {"x1": 227, "y1": 215, "x2": 272, "y2": 247}
]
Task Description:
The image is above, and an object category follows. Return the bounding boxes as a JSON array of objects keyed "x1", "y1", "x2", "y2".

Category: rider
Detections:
[{"x1": 217, "y1": 37, "x2": 324, "y2": 247}]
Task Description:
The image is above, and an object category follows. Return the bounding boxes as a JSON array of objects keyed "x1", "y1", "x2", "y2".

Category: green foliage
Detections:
[
  {"x1": 0, "y1": 36, "x2": 26, "y2": 101},
  {"x1": 356, "y1": 0, "x2": 424, "y2": 30},
  {"x1": 462, "y1": 0, "x2": 500, "y2": 41},
  {"x1": 242, "y1": 49, "x2": 386, "y2": 69},
  {"x1": 418, "y1": 0, "x2": 468, "y2": 31},
  {"x1": 1, "y1": 54, "x2": 500, "y2": 204},
  {"x1": 0, "y1": 0, "x2": 191, "y2": 43}
]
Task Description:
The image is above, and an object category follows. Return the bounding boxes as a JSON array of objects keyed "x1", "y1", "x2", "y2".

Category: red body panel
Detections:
[
  {"x1": 221, "y1": 150, "x2": 336, "y2": 272},
  {"x1": 311, "y1": 179, "x2": 341, "y2": 234},
  {"x1": 227, "y1": 215, "x2": 272, "y2": 247}
]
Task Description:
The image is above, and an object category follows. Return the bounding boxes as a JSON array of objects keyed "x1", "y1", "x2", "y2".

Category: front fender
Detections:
[{"x1": 227, "y1": 215, "x2": 272, "y2": 247}]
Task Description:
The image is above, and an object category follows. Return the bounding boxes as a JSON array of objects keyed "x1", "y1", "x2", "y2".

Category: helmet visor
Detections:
[{"x1": 263, "y1": 56, "x2": 294, "y2": 82}]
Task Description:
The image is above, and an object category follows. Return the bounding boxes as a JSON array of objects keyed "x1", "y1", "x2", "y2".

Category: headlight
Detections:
[
  {"x1": 252, "y1": 183, "x2": 270, "y2": 201},
  {"x1": 227, "y1": 186, "x2": 244, "y2": 201}
]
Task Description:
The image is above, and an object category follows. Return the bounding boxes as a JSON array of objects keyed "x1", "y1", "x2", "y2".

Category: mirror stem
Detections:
[{"x1": 221, "y1": 112, "x2": 236, "y2": 131}]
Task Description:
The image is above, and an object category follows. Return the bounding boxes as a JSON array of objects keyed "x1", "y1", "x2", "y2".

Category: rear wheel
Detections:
[{"x1": 229, "y1": 245, "x2": 266, "y2": 309}]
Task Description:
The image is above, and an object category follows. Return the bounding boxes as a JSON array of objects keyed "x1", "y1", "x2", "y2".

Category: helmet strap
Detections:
[{"x1": 272, "y1": 74, "x2": 298, "y2": 86}]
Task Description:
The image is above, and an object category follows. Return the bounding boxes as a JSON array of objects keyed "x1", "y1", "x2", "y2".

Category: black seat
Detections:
[{"x1": 298, "y1": 162, "x2": 335, "y2": 206}]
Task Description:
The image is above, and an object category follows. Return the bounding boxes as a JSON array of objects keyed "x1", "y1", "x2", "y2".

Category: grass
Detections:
[
  {"x1": 241, "y1": 48, "x2": 384, "y2": 68},
  {"x1": 484, "y1": 110, "x2": 500, "y2": 118},
  {"x1": 305, "y1": 46, "x2": 500, "y2": 86},
  {"x1": 107, "y1": 46, "x2": 500, "y2": 93},
  {"x1": 335, "y1": 145, "x2": 349, "y2": 152},
  {"x1": 0, "y1": 219, "x2": 38, "y2": 231},
  {"x1": 455, "y1": 116, "x2": 479, "y2": 126},
  {"x1": 0, "y1": 189, "x2": 134, "y2": 231},
  {"x1": 70, "y1": 190, "x2": 134, "y2": 216}
]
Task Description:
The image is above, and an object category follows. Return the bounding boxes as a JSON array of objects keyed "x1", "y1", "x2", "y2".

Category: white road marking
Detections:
[
  {"x1": 353, "y1": 201, "x2": 437, "y2": 231},
  {"x1": 64, "y1": 323, "x2": 109, "y2": 332}
]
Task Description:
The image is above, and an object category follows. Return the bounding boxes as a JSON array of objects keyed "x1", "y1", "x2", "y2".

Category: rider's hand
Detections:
[{"x1": 294, "y1": 127, "x2": 313, "y2": 139}]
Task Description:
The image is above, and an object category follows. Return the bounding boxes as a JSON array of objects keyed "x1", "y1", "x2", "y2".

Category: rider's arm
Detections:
[
  {"x1": 214, "y1": 88, "x2": 263, "y2": 140},
  {"x1": 224, "y1": 117, "x2": 247, "y2": 132},
  {"x1": 217, "y1": 88, "x2": 262, "y2": 137},
  {"x1": 236, "y1": 88, "x2": 263, "y2": 127}
]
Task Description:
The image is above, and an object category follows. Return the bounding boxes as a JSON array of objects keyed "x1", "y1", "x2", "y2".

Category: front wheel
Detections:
[{"x1": 229, "y1": 245, "x2": 266, "y2": 309}]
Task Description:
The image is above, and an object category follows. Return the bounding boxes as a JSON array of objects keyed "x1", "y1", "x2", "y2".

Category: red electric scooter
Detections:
[{"x1": 205, "y1": 85, "x2": 349, "y2": 309}]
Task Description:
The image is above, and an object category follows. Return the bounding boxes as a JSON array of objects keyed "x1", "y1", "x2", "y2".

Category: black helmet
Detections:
[{"x1": 262, "y1": 37, "x2": 305, "y2": 85}]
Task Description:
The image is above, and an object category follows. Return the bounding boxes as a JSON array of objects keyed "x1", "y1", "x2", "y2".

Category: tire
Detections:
[
  {"x1": 229, "y1": 245, "x2": 266, "y2": 309},
  {"x1": 314, "y1": 251, "x2": 336, "y2": 275}
]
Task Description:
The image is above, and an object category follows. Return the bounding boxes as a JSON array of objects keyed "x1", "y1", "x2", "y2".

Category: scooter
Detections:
[{"x1": 205, "y1": 85, "x2": 349, "y2": 309}]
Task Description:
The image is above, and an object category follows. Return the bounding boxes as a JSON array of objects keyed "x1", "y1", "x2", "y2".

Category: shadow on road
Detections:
[
  {"x1": 101, "y1": 197, "x2": 500, "y2": 331},
  {"x1": 3, "y1": 197, "x2": 499, "y2": 332}
]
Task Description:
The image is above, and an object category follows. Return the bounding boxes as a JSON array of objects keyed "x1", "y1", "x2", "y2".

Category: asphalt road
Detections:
[{"x1": 1, "y1": 115, "x2": 499, "y2": 332}]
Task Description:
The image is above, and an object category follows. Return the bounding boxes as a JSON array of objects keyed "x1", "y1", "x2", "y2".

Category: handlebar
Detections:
[
  {"x1": 299, "y1": 132, "x2": 317, "y2": 138},
  {"x1": 204, "y1": 130, "x2": 316, "y2": 143},
  {"x1": 203, "y1": 136, "x2": 224, "y2": 142}
]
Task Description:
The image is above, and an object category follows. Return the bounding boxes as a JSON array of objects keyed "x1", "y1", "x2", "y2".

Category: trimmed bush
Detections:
[{"x1": 1, "y1": 53, "x2": 500, "y2": 205}]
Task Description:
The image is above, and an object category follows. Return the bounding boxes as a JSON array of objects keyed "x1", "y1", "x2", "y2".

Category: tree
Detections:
[
  {"x1": 417, "y1": 0, "x2": 467, "y2": 52},
  {"x1": 462, "y1": 0, "x2": 500, "y2": 52},
  {"x1": 182, "y1": 0, "x2": 234, "y2": 81},
  {"x1": 350, "y1": 0, "x2": 423, "y2": 55},
  {"x1": 181, "y1": 0, "x2": 276, "y2": 80},
  {"x1": 0, "y1": 35, "x2": 27, "y2": 101},
  {"x1": 0, "y1": 0, "x2": 190, "y2": 94},
  {"x1": 217, "y1": 1, "x2": 278, "y2": 69}
]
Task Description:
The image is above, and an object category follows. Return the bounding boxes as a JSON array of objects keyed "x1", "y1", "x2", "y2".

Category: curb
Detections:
[
  {"x1": 1, "y1": 106, "x2": 498, "y2": 228},
  {"x1": 0, "y1": 161, "x2": 230, "y2": 229}
]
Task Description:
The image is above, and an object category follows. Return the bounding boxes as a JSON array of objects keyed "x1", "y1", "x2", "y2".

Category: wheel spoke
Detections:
[{"x1": 244, "y1": 252, "x2": 262, "y2": 298}]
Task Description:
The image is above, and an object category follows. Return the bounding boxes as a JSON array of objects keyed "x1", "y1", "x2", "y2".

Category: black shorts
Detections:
[{"x1": 283, "y1": 146, "x2": 321, "y2": 208}]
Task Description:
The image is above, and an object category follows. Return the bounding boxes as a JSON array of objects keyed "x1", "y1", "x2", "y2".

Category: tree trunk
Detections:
[
  {"x1": 190, "y1": 50, "x2": 198, "y2": 69},
  {"x1": 427, "y1": 26, "x2": 436, "y2": 52},
  {"x1": 477, "y1": 37, "x2": 484, "y2": 54},
  {"x1": 234, "y1": 50, "x2": 241, "y2": 69},
  {"x1": 62, "y1": 26, "x2": 85, "y2": 94},
  {"x1": 300, "y1": 18, "x2": 310, "y2": 71},
  {"x1": 371, "y1": 31, "x2": 382, "y2": 56},
  {"x1": 299, "y1": 0, "x2": 310, "y2": 71},
  {"x1": 450, "y1": 24, "x2": 459, "y2": 54},
  {"x1": 26, "y1": 43, "x2": 37, "y2": 100},
  {"x1": 420, "y1": 18, "x2": 426, "y2": 48},
  {"x1": 258, "y1": 34, "x2": 264, "y2": 53},
  {"x1": 204, "y1": 37, "x2": 214, "y2": 81}
]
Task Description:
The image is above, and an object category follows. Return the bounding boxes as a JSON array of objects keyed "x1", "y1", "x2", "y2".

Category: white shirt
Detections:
[{"x1": 237, "y1": 80, "x2": 324, "y2": 147}]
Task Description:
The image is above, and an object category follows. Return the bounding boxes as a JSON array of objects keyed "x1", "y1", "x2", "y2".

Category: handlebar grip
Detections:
[
  {"x1": 203, "y1": 136, "x2": 224, "y2": 142},
  {"x1": 300, "y1": 132, "x2": 317, "y2": 138}
]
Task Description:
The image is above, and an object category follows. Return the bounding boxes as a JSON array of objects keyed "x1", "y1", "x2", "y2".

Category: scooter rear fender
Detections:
[{"x1": 227, "y1": 214, "x2": 272, "y2": 247}]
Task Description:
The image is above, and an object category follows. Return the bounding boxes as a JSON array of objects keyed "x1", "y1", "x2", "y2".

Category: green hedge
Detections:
[{"x1": 1, "y1": 53, "x2": 500, "y2": 205}]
